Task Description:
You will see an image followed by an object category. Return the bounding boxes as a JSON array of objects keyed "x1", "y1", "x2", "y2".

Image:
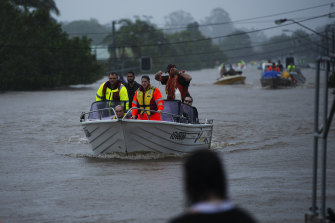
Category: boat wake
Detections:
[{"x1": 66, "y1": 151, "x2": 186, "y2": 160}]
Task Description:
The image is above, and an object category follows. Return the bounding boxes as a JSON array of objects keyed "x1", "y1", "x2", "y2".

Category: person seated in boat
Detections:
[
  {"x1": 131, "y1": 76, "x2": 164, "y2": 121},
  {"x1": 113, "y1": 105, "x2": 130, "y2": 120},
  {"x1": 155, "y1": 64, "x2": 192, "y2": 102},
  {"x1": 183, "y1": 95, "x2": 199, "y2": 123},
  {"x1": 168, "y1": 149, "x2": 257, "y2": 223},
  {"x1": 267, "y1": 62, "x2": 280, "y2": 73},
  {"x1": 220, "y1": 63, "x2": 227, "y2": 78},
  {"x1": 281, "y1": 70, "x2": 291, "y2": 79},
  {"x1": 96, "y1": 72, "x2": 129, "y2": 110}
]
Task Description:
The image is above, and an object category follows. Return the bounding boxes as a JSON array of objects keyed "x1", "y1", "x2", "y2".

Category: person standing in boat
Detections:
[
  {"x1": 96, "y1": 72, "x2": 129, "y2": 110},
  {"x1": 124, "y1": 71, "x2": 140, "y2": 108},
  {"x1": 131, "y1": 76, "x2": 164, "y2": 121},
  {"x1": 168, "y1": 149, "x2": 257, "y2": 223},
  {"x1": 155, "y1": 64, "x2": 192, "y2": 102},
  {"x1": 287, "y1": 62, "x2": 296, "y2": 72}
]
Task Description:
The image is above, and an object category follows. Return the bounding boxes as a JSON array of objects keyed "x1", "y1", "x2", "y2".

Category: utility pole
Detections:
[{"x1": 112, "y1": 20, "x2": 117, "y2": 60}]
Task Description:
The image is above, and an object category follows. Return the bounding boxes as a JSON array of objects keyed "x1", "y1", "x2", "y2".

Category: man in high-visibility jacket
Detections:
[
  {"x1": 131, "y1": 76, "x2": 164, "y2": 121},
  {"x1": 287, "y1": 63, "x2": 296, "y2": 72},
  {"x1": 96, "y1": 72, "x2": 129, "y2": 110}
]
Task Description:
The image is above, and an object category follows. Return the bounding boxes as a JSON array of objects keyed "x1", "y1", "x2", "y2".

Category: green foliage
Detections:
[
  {"x1": 62, "y1": 19, "x2": 109, "y2": 45},
  {"x1": 219, "y1": 30, "x2": 254, "y2": 63},
  {"x1": 0, "y1": 0, "x2": 102, "y2": 91},
  {"x1": 102, "y1": 19, "x2": 226, "y2": 73}
]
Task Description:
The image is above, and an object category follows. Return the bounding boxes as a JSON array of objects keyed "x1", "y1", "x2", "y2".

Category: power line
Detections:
[
  {"x1": 64, "y1": 2, "x2": 334, "y2": 35},
  {"x1": 2, "y1": 12, "x2": 331, "y2": 57}
]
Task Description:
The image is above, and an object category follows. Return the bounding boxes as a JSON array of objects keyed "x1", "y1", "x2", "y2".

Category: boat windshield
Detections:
[
  {"x1": 162, "y1": 100, "x2": 198, "y2": 124},
  {"x1": 88, "y1": 101, "x2": 127, "y2": 120},
  {"x1": 86, "y1": 100, "x2": 198, "y2": 123}
]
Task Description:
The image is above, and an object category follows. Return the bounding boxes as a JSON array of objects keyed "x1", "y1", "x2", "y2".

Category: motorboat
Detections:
[
  {"x1": 80, "y1": 100, "x2": 213, "y2": 155},
  {"x1": 214, "y1": 74, "x2": 246, "y2": 85},
  {"x1": 260, "y1": 68, "x2": 306, "y2": 89},
  {"x1": 260, "y1": 71, "x2": 294, "y2": 89}
]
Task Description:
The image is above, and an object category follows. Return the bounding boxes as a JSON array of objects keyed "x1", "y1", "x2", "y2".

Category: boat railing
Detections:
[
  {"x1": 80, "y1": 107, "x2": 206, "y2": 124},
  {"x1": 80, "y1": 107, "x2": 117, "y2": 122},
  {"x1": 127, "y1": 107, "x2": 187, "y2": 122},
  {"x1": 81, "y1": 100, "x2": 209, "y2": 124}
]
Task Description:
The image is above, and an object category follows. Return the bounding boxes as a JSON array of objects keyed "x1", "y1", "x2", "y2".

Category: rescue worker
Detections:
[
  {"x1": 155, "y1": 64, "x2": 192, "y2": 102},
  {"x1": 287, "y1": 62, "x2": 296, "y2": 72},
  {"x1": 131, "y1": 76, "x2": 164, "y2": 121},
  {"x1": 267, "y1": 62, "x2": 280, "y2": 72},
  {"x1": 96, "y1": 72, "x2": 129, "y2": 110},
  {"x1": 124, "y1": 71, "x2": 140, "y2": 108}
]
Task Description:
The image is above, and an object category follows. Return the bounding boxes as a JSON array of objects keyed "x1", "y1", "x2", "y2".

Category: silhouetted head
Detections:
[{"x1": 184, "y1": 149, "x2": 227, "y2": 206}]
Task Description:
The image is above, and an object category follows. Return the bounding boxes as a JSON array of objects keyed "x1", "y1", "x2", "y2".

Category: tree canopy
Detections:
[{"x1": 0, "y1": 0, "x2": 102, "y2": 91}]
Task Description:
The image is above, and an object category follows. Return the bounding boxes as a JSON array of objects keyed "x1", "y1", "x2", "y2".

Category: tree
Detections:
[
  {"x1": 11, "y1": 0, "x2": 60, "y2": 15},
  {"x1": 103, "y1": 18, "x2": 169, "y2": 72},
  {"x1": 0, "y1": 0, "x2": 102, "y2": 91},
  {"x1": 166, "y1": 22, "x2": 226, "y2": 70},
  {"x1": 164, "y1": 10, "x2": 195, "y2": 33},
  {"x1": 219, "y1": 30, "x2": 254, "y2": 63},
  {"x1": 199, "y1": 8, "x2": 234, "y2": 44},
  {"x1": 62, "y1": 19, "x2": 109, "y2": 45}
]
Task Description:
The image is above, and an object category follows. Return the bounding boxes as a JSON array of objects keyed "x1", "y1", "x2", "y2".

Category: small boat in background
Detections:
[
  {"x1": 214, "y1": 74, "x2": 246, "y2": 85},
  {"x1": 260, "y1": 70, "x2": 294, "y2": 88},
  {"x1": 215, "y1": 63, "x2": 246, "y2": 85}
]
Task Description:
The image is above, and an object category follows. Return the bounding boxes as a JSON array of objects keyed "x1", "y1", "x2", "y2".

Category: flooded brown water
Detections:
[{"x1": 0, "y1": 66, "x2": 334, "y2": 223}]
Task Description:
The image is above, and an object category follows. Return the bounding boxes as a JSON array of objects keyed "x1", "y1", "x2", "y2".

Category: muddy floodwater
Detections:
[{"x1": 0, "y1": 66, "x2": 334, "y2": 223}]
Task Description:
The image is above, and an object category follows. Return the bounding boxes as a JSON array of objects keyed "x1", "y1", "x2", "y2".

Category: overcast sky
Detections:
[{"x1": 54, "y1": 0, "x2": 335, "y2": 37}]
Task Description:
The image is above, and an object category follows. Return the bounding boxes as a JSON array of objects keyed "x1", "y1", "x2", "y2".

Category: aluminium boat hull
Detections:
[{"x1": 82, "y1": 119, "x2": 213, "y2": 154}]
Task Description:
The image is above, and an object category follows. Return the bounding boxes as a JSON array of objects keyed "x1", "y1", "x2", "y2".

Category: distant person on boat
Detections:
[
  {"x1": 124, "y1": 71, "x2": 141, "y2": 108},
  {"x1": 267, "y1": 62, "x2": 280, "y2": 73},
  {"x1": 113, "y1": 105, "x2": 129, "y2": 119},
  {"x1": 287, "y1": 63, "x2": 296, "y2": 72},
  {"x1": 132, "y1": 76, "x2": 164, "y2": 121},
  {"x1": 155, "y1": 64, "x2": 192, "y2": 102},
  {"x1": 219, "y1": 63, "x2": 227, "y2": 78},
  {"x1": 277, "y1": 60, "x2": 284, "y2": 72},
  {"x1": 183, "y1": 95, "x2": 199, "y2": 123},
  {"x1": 226, "y1": 64, "x2": 242, "y2": 76},
  {"x1": 168, "y1": 149, "x2": 257, "y2": 223},
  {"x1": 96, "y1": 72, "x2": 129, "y2": 110}
]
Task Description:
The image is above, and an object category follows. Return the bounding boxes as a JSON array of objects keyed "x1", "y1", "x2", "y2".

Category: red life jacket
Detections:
[
  {"x1": 102, "y1": 81, "x2": 122, "y2": 101},
  {"x1": 165, "y1": 72, "x2": 189, "y2": 100}
]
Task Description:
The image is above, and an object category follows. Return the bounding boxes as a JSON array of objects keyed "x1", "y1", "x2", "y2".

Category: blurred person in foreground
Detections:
[
  {"x1": 155, "y1": 64, "x2": 192, "y2": 102},
  {"x1": 131, "y1": 76, "x2": 164, "y2": 120},
  {"x1": 169, "y1": 149, "x2": 257, "y2": 223}
]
